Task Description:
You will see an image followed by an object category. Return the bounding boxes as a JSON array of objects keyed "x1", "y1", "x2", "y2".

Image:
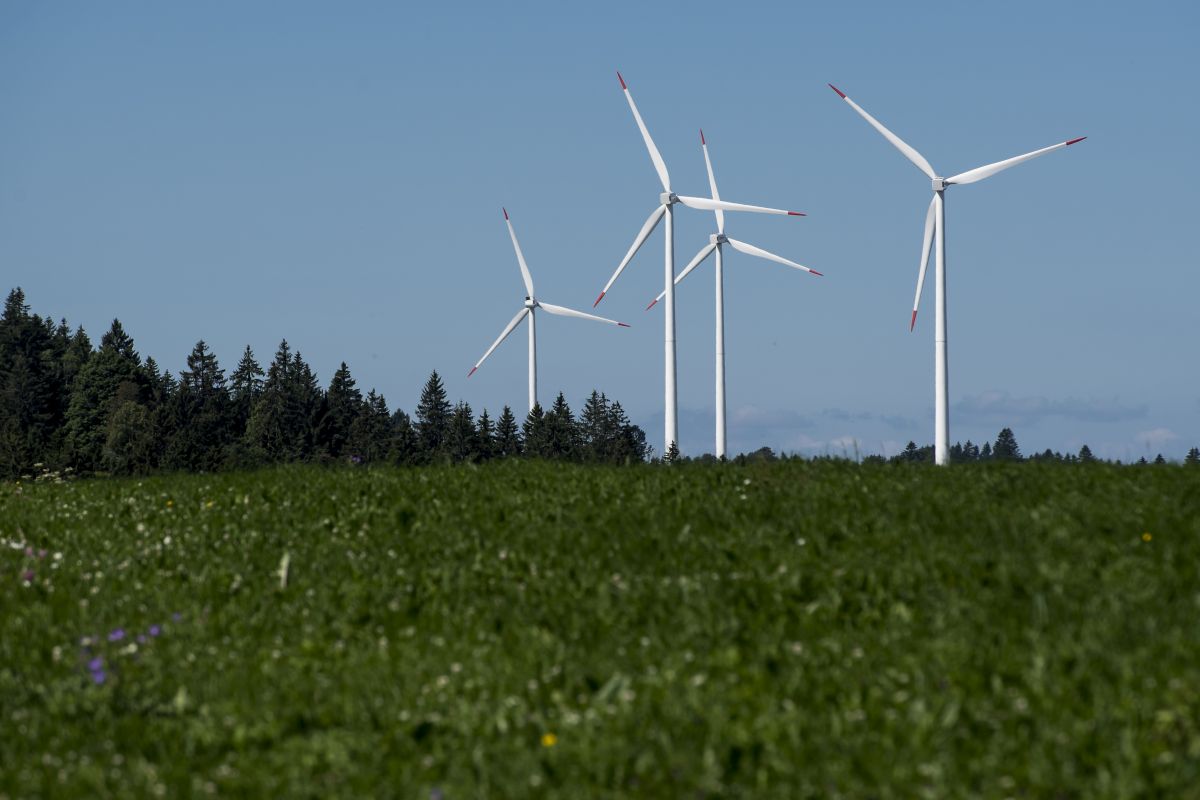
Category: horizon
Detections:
[{"x1": 2, "y1": 1, "x2": 1196, "y2": 460}]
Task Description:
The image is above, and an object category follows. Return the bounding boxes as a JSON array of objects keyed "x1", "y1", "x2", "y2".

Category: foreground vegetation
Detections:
[{"x1": 2, "y1": 461, "x2": 1199, "y2": 797}]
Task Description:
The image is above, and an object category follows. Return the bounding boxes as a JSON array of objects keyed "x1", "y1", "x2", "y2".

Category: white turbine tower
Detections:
[
  {"x1": 596, "y1": 71, "x2": 805, "y2": 456},
  {"x1": 647, "y1": 130, "x2": 822, "y2": 459},
  {"x1": 469, "y1": 208, "x2": 629, "y2": 412},
  {"x1": 829, "y1": 83, "x2": 1085, "y2": 466}
]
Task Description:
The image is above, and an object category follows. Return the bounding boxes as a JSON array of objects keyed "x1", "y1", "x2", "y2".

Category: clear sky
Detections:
[{"x1": 2, "y1": 1, "x2": 1197, "y2": 459}]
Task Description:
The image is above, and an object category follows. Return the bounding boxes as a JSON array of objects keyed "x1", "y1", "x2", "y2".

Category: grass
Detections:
[{"x1": 2, "y1": 460, "x2": 1199, "y2": 798}]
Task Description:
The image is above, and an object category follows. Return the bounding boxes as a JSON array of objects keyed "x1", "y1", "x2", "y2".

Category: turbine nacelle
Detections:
[
  {"x1": 931, "y1": 177, "x2": 947, "y2": 192},
  {"x1": 660, "y1": 191, "x2": 680, "y2": 205},
  {"x1": 524, "y1": 296, "x2": 536, "y2": 309},
  {"x1": 709, "y1": 233, "x2": 729, "y2": 245}
]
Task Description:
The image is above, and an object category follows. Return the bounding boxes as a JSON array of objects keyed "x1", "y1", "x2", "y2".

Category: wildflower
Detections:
[
  {"x1": 205, "y1": 500, "x2": 214, "y2": 509},
  {"x1": 166, "y1": 500, "x2": 173, "y2": 508},
  {"x1": 91, "y1": 670, "x2": 106, "y2": 685},
  {"x1": 1142, "y1": 532, "x2": 1152, "y2": 542},
  {"x1": 540, "y1": 732, "x2": 558, "y2": 748},
  {"x1": 20, "y1": 569, "x2": 35, "y2": 583},
  {"x1": 88, "y1": 657, "x2": 104, "y2": 672},
  {"x1": 171, "y1": 612, "x2": 183, "y2": 622},
  {"x1": 108, "y1": 628, "x2": 126, "y2": 642},
  {"x1": 149, "y1": 624, "x2": 162, "y2": 637}
]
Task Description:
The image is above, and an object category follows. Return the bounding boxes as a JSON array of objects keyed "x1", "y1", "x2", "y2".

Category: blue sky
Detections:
[{"x1": 2, "y1": 1, "x2": 1197, "y2": 459}]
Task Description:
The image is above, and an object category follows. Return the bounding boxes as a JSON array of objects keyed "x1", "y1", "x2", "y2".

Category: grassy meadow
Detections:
[{"x1": 2, "y1": 461, "x2": 1199, "y2": 798}]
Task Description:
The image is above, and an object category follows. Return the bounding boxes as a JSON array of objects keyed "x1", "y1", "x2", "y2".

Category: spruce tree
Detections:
[
  {"x1": 1078, "y1": 444, "x2": 1096, "y2": 463},
  {"x1": 1186, "y1": 447, "x2": 1200, "y2": 466},
  {"x1": 415, "y1": 370, "x2": 452, "y2": 460},
  {"x1": 475, "y1": 409, "x2": 495, "y2": 461},
  {"x1": 579, "y1": 391, "x2": 613, "y2": 463},
  {"x1": 318, "y1": 362, "x2": 362, "y2": 459},
  {"x1": 446, "y1": 402, "x2": 478, "y2": 462},
  {"x1": 494, "y1": 405, "x2": 522, "y2": 458},
  {"x1": 522, "y1": 403, "x2": 549, "y2": 458},
  {"x1": 979, "y1": 442, "x2": 992, "y2": 461},
  {"x1": 229, "y1": 345, "x2": 264, "y2": 431},
  {"x1": 992, "y1": 427, "x2": 1022, "y2": 461},
  {"x1": 388, "y1": 409, "x2": 421, "y2": 465},
  {"x1": 347, "y1": 389, "x2": 391, "y2": 462},
  {"x1": 1154, "y1": 453, "x2": 1166, "y2": 465},
  {"x1": 64, "y1": 319, "x2": 145, "y2": 472},
  {"x1": 544, "y1": 392, "x2": 579, "y2": 460}
]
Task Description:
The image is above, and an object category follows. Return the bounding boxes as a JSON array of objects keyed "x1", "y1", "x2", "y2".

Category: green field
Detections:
[{"x1": 2, "y1": 462, "x2": 1198, "y2": 798}]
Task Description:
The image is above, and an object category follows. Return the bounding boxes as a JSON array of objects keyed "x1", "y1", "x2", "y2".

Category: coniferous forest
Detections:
[
  {"x1": 2, "y1": 287, "x2": 1197, "y2": 480},
  {"x1": 0, "y1": 288, "x2": 651, "y2": 479}
]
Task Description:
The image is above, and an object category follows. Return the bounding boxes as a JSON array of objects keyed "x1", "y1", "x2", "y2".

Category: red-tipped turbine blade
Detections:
[
  {"x1": 502, "y1": 207, "x2": 508, "y2": 220},
  {"x1": 1066, "y1": 136, "x2": 1087, "y2": 146},
  {"x1": 593, "y1": 291, "x2": 606, "y2": 307},
  {"x1": 787, "y1": 211, "x2": 806, "y2": 217},
  {"x1": 646, "y1": 298, "x2": 658, "y2": 311},
  {"x1": 910, "y1": 310, "x2": 918, "y2": 332},
  {"x1": 617, "y1": 71, "x2": 626, "y2": 90},
  {"x1": 617, "y1": 322, "x2": 630, "y2": 328},
  {"x1": 809, "y1": 269, "x2": 823, "y2": 277},
  {"x1": 468, "y1": 366, "x2": 477, "y2": 377},
  {"x1": 828, "y1": 83, "x2": 846, "y2": 99}
]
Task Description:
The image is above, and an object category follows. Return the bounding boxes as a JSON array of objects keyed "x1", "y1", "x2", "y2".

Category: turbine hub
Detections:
[
  {"x1": 660, "y1": 192, "x2": 679, "y2": 205},
  {"x1": 524, "y1": 296, "x2": 536, "y2": 309},
  {"x1": 711, "y1": 233, "x2": 728, "y2": 245},
  {"x1": 931, "y1": 177, "x2": 946, "y2": 192}
]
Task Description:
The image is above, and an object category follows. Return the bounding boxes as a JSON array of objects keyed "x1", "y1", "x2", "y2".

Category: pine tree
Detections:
[
  {"x1": 992, "y1": 427, "x2": 1022, "y2": 461},
  {"x1": 475, "y1": 409, "x2": 495, "y2": 461},
  {"x1": 579, "y1": 391, "x2": 613, "y2": 463},
  {"x1": 607, "y1": 400, "x2": 649, "y2": 464},
  {"x1": 317, "y1": 362, "x2": 362, "y2": 459},
  {"x1": 1154, "y1": 453, "x2": 1166, "y2": 465},
  {"x1": 347, "y1": 389, "x2": 392, "y2": 462},
  {"x1": 388, "y1": 409, "x2": 421, "y2": 465},
  {"x1": 1186, "y1": 447, "x2": 1200, "y2": 466},
  {"x1": 446, "y1": 402, "x2": 478, "y2": 462},
  {"x1": 980, "y1": 442, "x2": 992, "y2": 461},
  {"x1": 522, "y1": 403, "x2": 550, "y2": 458},
  {"x1": 494, "y1": 405, "x2": 521, "y2": 458},
  {"x1": 664, "y1": 441, "x2": 681, "y2": 464},
  {"x1": 544, "y1": 392, "x2": 579, "y2": 460},
  {"x1": 64, "y1": 319, "x2": 145, "y2": 472},
  {"x1": 162, "y1": 341, "x2": 234, "y2": 471},
  {"x1": 415, "y1": 371, "x2": 452, "y2": 460},
  {"x1": 1078, "y1": 444, "x2": 1096, "y2": 463},
  {"x1": 229, "y1": 345, "x2": 264, "y2": 431}
]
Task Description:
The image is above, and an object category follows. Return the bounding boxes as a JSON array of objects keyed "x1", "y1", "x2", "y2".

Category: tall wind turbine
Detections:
[
  {"x1": 829, "y1": 83, "x2": 1085, "y2": 465},
  {"x1": 647, "y1": 130, "x2": 822, "y2": 459},
  {"x1": 469, "y1": 208, "x2": 629, "y2": 412},
  {"x1": 597, "y1": 71, "x2": 805, "y2": 455}
]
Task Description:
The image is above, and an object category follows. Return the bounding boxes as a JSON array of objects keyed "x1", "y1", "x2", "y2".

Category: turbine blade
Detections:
[
  {"x1": 470, "y1": 307, "x2": 529, "y2": 375},
  {"x1": 701, "y1": 129, "x2": 724, "y2": 234},
  {"x1": 829, "y1": 84, "x2": 936, "y2": 180},
  {"x1": 618, "y1": 71, "x2": 670, "y2": 192},
  {"x1": 676, "y1": 195, "x2": 805, "y2": 217},
  {"x1": 538, "y1": 301, "x2": 629, "y2": 327},
  {"x1": 945, "y1": 137, "x2": 1086, "y2": 185},
  {"x1": 726, "y1": 238, "x2": 822, "y2": 276},
  {"x1": 502, "y1": 208, "x2": 534, "y2": 296},
  {"x1": 911, "y1": 195, "x2": 936, "y2": 331},
  {"x1": 648, "y1": 242, "x2": 717, "y2": 309},
  {"x1": 596, "y1": 204, "x2": 666, "y2": 305}
]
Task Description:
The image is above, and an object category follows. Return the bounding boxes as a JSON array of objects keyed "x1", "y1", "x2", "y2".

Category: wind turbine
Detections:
[
  {"x1": 829, "y1": 83, "x2": 1085, "y2": 465},
  {"x1": 647, "y1": 130, "x2": 822, "y2": 459},
  {"x1": 469, "y1": 208, "x2": 629, "y2": 412},
  {"x1": 596, "y1": 71, "x2": 805, "y2": 456}
]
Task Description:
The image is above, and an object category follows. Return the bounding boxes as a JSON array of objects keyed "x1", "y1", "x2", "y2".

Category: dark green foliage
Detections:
[
  {"x1": 415, "y1": 371, "x2": 451, "y2": 460},
  {"x1": 445, "y1": 402, "x2": 478, "y2": 462},
  {"x1": 317, "y1": 362, "x2": 362, "y2": 459},
  {"x1": 162, "y1": 341, "x2": 233, "y2": 472},
  {"x1": 544, "y1": 392, "x2": 578, "y2": 460},
  {"x1": 229, "y1": 345, "x2": 264, "y2": 430},
  {"x1": 63, "y1": 319, "x2": 146, "y2": 472},
  {"x1": 388, "y1": 409, "x2": 420, "y2": 465},
  {"x1": 2, "y1": 461, "x2": 1199, "y2": 796},
  {"x1": 494, "y1": 405, "x2": 521, "y2": 458},
  {"x1": 245, "y1": 341, "x2": 320, "y2": 463},
  {"x1": 991, "y1": 427, "x2": 1022, "y2": 461},
  {"x1": 521, "y1": 402, "x2": 549, "y2": 458},
  {"x1": 1186, "y1": 447, "x2": 1200, "y2": 466},
  {"x1": 475, "y1": 409, "x2": 495, "y2": 461},
  {"x1": 1079, "y1": 444, "x2": 1096, "y2": 463},
  {"x1": 347, "y1": 390, "x2": 392, "y2": 463}
]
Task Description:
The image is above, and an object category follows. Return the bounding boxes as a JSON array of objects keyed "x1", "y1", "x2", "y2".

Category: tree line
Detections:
[
  {"x1": 0, "y1": 288, "x2": 650, "y2": 479},
  {"x1": 883, "y1": 427, "x2": 1199, "y2": 466}
]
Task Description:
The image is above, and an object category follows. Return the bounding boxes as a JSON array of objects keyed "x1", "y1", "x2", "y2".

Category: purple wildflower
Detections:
[
  {"x1": 24, "y1": 546, "x2": 33, "y2": 557},
  {"x1": 91, "y1": 670, "x2": 106, "y2": 685},
  {"x1": 108, "y1": 628, "x2": 126, "y2": 642},
  {"x1": 88, "y1": 657, "x2": 104, "y2": 672},
  {"x1": 20, "y1": 569, "x2": 34, "y2": 582},
  {"x1": 149, "y1": 625, "x2": 162, "y2": 637},
  {"x1": 137, "y1": 634, "x2": 147, "y2": 644},
  {"x1": 37, "y1": 549, "x2": 47, "y2": 559},
  {"x1": 171, "y1": 612, "x2": 183, "y2": 622}
]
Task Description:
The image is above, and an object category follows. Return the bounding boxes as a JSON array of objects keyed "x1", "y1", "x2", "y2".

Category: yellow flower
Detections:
[
  {"x1": 540, "y1": 733, "x2": 558, "y2": 748},
  {"x1": 166, "y1": 500, "x2": 174, "y2": 508},
  {"x1": 1142, "y1": 532, "x2": 1152, "y2": 542},
  {"x1": 205, "y1": 500, "x2": 214, "y2": 509}
]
